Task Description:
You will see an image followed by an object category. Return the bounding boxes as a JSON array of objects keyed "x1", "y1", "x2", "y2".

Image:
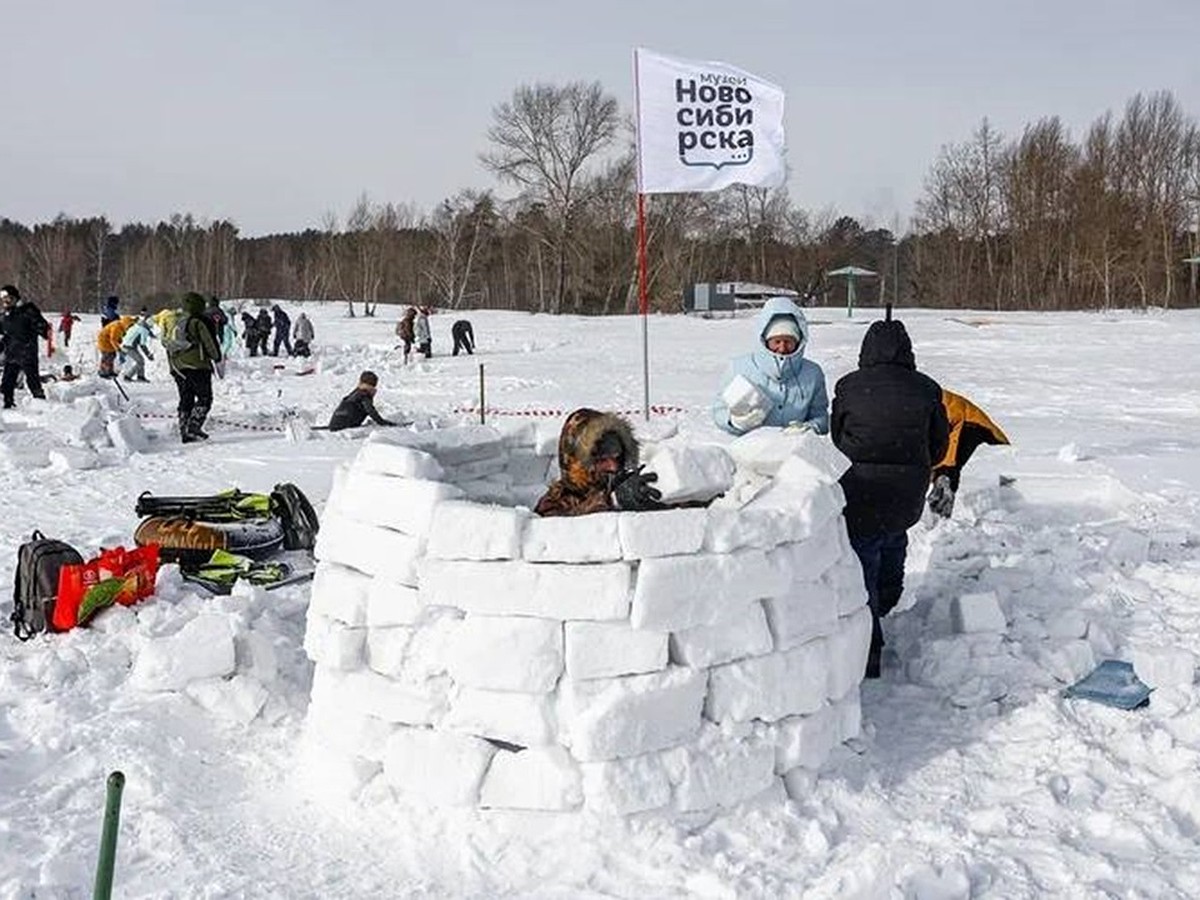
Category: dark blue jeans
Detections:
[{"x1": 849, "y1": 530, "x2": 908, "y2": 665}]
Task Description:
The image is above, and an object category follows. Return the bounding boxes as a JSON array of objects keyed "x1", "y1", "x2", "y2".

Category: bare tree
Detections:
[{"x1": 481, "y1": 81, "x2": 620, "y2": 313}]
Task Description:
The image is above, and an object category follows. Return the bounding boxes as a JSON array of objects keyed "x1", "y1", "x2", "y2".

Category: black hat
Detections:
[
  {"x1": 0, "y1": 284, "x2": 19, "y2": 300},
  {"x1": 359, "y1": 370, "x2": 379, "y2": 387}
]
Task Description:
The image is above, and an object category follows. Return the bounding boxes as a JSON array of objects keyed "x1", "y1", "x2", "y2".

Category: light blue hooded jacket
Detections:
[{"x1": 712, "y1": 297, "x2": 830, "y2": 435}]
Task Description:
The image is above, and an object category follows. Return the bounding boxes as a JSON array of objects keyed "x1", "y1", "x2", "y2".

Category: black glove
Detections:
[{"x1": 610, "y1": 465, "x2": 665, "y2": 511}]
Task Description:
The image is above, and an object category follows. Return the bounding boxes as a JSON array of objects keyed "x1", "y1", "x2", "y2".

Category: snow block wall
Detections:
[{"x1": 302, "y1": 423, "x2": 870, "y2": 816}]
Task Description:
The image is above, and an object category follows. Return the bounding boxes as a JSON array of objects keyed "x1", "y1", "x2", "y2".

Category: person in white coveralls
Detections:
[{"x1": 711, "y1": 296, "x2": 830, "y2": 436}]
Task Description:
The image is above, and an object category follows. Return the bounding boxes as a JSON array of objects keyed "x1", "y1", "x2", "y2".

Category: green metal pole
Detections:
[
  {"x1": 847, "y1": 278, "x2": 855, "y2": 318},
  {"x1": 93, "y1": 771, "x2": 125, "y2": 900}
]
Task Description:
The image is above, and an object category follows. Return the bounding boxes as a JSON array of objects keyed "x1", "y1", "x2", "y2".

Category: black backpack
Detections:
[
  {"x1": 270, "y1": 483, "x2": 320, "y2": 551},
  {"x1": 11, "y1": 531, "x2": 84, "y2": 641}
]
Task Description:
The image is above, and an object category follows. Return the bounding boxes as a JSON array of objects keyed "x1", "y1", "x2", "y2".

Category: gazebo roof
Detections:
[{"x1": 826, "y1": 265, "x2": 878, "y2": 278}]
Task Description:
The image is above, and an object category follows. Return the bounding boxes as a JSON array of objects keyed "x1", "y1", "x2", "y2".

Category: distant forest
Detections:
[{"x1": 2, "y1": 87, "x2": 1197, "y2": 314}]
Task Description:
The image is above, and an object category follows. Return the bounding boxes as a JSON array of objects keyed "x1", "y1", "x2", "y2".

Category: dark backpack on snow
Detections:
[
  {"x1": 271, "y1": 483, "x2": 320, "y2": 551},
  {"x1": 11, "y1": 531, "x2": 84, "y2": 641}
]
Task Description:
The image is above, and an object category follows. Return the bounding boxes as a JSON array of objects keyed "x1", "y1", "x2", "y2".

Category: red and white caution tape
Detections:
[{"x1": 451, "y1": 405, "x2": 689, "y2": 418}]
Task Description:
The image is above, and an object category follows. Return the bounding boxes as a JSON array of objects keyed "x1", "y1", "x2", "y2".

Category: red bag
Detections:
[{"x1": 52, "y1": 544, "x2": 160, "y2": 631}]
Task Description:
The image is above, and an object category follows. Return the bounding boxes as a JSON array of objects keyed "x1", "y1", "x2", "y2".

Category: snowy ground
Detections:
[{"x1": 2, "y1": 303, "x2": 1199, "y2": 898}]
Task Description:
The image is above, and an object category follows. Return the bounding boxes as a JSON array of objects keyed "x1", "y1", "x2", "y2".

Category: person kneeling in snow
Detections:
[
  {"x1": 535, "y1": 408, "x2": 668, "y2": 517},
  {"x1": 712, "y1": 296, "x2": 829, "y2": 436},
  {"x1": 327, "y1": 370, "x2": 399, "y2": 432},
  {"x1": 927, "y1": 390, "x2": 1010, "y2": 518}
]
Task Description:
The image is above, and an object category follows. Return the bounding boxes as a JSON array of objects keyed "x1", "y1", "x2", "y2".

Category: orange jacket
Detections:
[
  {"x1": 96, "y1": 316, "x2": 135, "y2": 353},
  {"x1": 937, "y1": 390, "x2": 1009, "y2": 470}
]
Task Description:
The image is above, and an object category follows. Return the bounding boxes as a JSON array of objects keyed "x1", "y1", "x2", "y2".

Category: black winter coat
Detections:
[
  {"x1": 0, "y1": 302, "x2": 51, "y2": 365},
  {"x1": 328, "y1": 388, "x2": 392, "y2": 431},
  {"x1": 832, "y1": 320, "x2": 950, "y2": 536}
]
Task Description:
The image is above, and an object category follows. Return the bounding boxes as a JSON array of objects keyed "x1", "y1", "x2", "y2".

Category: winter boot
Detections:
[
  {"x1": 188, "y1": 406, "x2": 211, "y2": 441},
  {"x1": 179, "y1": 412, "x2": 199, "y2": 443},
  {"x1": 927, "y1": 474, "x2": 955, "y2": 519}
]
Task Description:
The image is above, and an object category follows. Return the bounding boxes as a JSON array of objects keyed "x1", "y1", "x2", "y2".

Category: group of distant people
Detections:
[
  {"x1": 394, "y1": 306, "x2": 474, "y2": 363},
  {"x1": 239, "y1": 304, "x2": 314, "y2": 358}
]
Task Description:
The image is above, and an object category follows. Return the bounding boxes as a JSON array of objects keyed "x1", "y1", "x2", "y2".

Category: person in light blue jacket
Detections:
[
  {"x1": 712, "y1": 296, "x2": 830, "y2": 435},
  {"x1": 119, "y1": 314, "x2": 156, "y2": 382}
]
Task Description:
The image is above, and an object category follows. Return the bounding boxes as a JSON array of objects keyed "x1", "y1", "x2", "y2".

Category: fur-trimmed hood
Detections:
[{"x1": 556, "y1": 408, "x2": 639, "y2": 493}]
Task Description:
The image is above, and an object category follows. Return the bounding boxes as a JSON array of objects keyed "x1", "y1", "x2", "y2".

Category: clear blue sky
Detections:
[{"x1": 3, "y1": 0, "x2": 1197, "y2": 236}]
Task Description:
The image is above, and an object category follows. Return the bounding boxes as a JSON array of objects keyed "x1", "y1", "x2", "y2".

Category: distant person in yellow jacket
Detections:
[{"x1": 927, "y1": 390, "x2": 1010, "y2": 518}]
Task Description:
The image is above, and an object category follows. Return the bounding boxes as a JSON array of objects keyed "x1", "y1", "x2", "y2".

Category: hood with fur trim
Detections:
[{"x1": 555, "y1": 408, "x2": 639, "y2": 493}]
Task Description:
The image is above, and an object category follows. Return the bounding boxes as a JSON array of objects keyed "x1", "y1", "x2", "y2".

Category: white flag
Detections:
[{"x1": 634, "y1": 47, "x2": 786, "y2": 194}]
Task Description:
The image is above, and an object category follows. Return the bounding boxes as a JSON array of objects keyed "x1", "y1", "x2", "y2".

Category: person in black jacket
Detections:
[
  {"x1": 327, "y1": 370, "x2": 398, "y2": 432},
  {"x1": 0, "y1": 285, "x2": 51, "y2": 408},
  {"x1": 831, "y1": 309, "x2": 949, "y2": 678},
  {"x1": 271, "y1": 304, "x2": 293, "y2": 357},
  {"x1": 254, "y1": 308, "x2": 272, "y2": 357},
  {"x1": 451, "y1": 319, "x2": 475, "y2": 356}
]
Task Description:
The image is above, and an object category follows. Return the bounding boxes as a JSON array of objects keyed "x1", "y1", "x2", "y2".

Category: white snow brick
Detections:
[
  {"x1": 366, "y1": 577, "x2": 423, "y2": 627},
  {"x1": 479, "y1": 746, "x2": 583, "y2": 811},
  {"x1": 706, "y1": 639, "x2": 828, "y2": 724},
  {"x1": 303, "y1": 612, "x2": 367, "y2": 671},
  {"x1": 951, "y1": 591, "x2": 1008, "y2": 634},
  {"x1": 565, "y1": 621, "x2": 668, "y2": 681},
  {"x1": 773, "y1": 705, "x2": 838, "y2": 773},
  {"x1": 523, "y1": 513, "x2": 623, "y2": 563},
  {"x1": 47, "y1": 446, "x2": 102, "y2": 471},
  {"x1": 668, "y1": 731, "x2": 777, "y2": 812},
  {"x1": 1131, "y1": 645, "x2": 1196, "y2": 690},
  {"x1": 314, "y1": 511, "x2": 422, "y2": 583},
  {"x1": 534, "y1": 421, "x2": 561, "y2": 457},
  {"x1": 457, "y1": 476, "x2": 515, "y2": 504},
  {"x1": 354, "y1": 440, "x2": 446, "y2": 481},
  {"x1": 306, "y1": 699, "x2": 398, "y2": 762},
  {"x1": 559, "y1": 667, "x2": 707, "y2": 762},
  {"x1": 425, "y1": 500, "x2": 528, "y2": 561},
  {"x1": 444, "y1": 455, "x2": 508, "y2": 482},
  {"x1": 727, "y1": 426, "x2": 842, "y2": 477},
  {"x1": 371, "y1": 424, "x2": 505, "y2": 466},
  {"x1": 782, "y1": 767, "x2": 817, "y2": 801},
  {"x1": 617, "y1": 507, "x2": 708, "y2": 559},
  {"x1": 766, "y1": 519, "x2": 847, "y2": 588},
  {"x1": 448, "y1": 616, "x2": 563, "y2": 693},
  {"x1": 366, "y1": 626, "x2": 415, "y2": 678},
  {"x1": 419, "y1": 559, "x2": 632, "y2": 620},
  {"x1": 826, "y1": 607, "x2": 873, "y2": 701},
  {"x1": 580, "y1": 752, "x2": 674, "y2": 815},
  {"x1": 382, "y1": 728, "x2": 495, "y2": 806},
  {"x1": 130, "y1": 614, "x2": 236, "y2": 691},
  {"x1": 832, "y1": 691, "x2": 862, "y2": 744},
  {"x1": 185, "y1": 675, "x2": 269, "y2": 726},
  {"x1": 396, "y1": 609, "x2": 463, "y2": 686},
  {"x1": 762, "y1": 579, "x2": 840, "y2": 652},
  {"x1": 312, "y1": 665, "x2": 445, "y2": 726},
  {"x1": 670, "y1": 601, "x2": 774, "y2": 668},
  {"x1": 333, "y1": 469, "x2": 463, "y2": 536},
  {"x1": 505, "y1": 450, "x2": 551, "y2": 485},
  {"x1": 631, "y1": 549, "x2": 786, "y2": 632},
  {"x1": 826, "y1": 544, "x2": 870, "y2": 617},
  {"x1": 643, "y1": 441, "x2": 736, "y2": 504},
  {"x1": 309, "y1": 561, "x2": 371, "y2": 626},
  {"x1": 106, "y1": 416, "x2": 150, "y2": 454},
  {"x1": 442, "y1": 688, "x2": 556, "y2": 746},
  {"x1": 492, "y1": 419, "x2": 538, "y2": 449}
]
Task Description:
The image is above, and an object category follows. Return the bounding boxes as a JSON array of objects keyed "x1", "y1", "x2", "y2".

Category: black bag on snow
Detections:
[
  {"x1": 270, "y1": 483, "x2": 320, "y2": 551},
  {"x1": 11, "y1": 531, "x2": 85, "y2": 641}
]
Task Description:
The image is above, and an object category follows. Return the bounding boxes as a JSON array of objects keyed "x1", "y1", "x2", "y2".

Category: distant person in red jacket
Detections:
[{"x1": 58, "y1": 310, "x2": 81, "y2": 347}]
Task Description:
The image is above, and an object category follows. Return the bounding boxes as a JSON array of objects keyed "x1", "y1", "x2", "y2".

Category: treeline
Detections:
[{"x1": 1, "y1": 87, "x2": 1196, "y2": 314}]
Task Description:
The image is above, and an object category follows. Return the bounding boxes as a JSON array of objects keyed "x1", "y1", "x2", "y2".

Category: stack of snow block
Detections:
[{"x1": 303, "y1": 424, "x2": 869, "y2": 817}]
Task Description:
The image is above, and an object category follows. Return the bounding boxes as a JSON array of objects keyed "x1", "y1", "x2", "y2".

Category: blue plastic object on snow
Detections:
[{"x1": 1063, "y1": 660, "x2": 1152, "y2": 710}]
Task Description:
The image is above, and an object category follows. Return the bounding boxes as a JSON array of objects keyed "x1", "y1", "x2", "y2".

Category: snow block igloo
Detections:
[{"x1": 302, "y1": 423, "x2": 871, "y2": 816}]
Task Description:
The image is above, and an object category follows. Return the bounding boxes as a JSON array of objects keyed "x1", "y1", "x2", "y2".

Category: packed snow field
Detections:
[{"x1": 2, "y1": 302, "x2": 1199, "y2": 898}]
